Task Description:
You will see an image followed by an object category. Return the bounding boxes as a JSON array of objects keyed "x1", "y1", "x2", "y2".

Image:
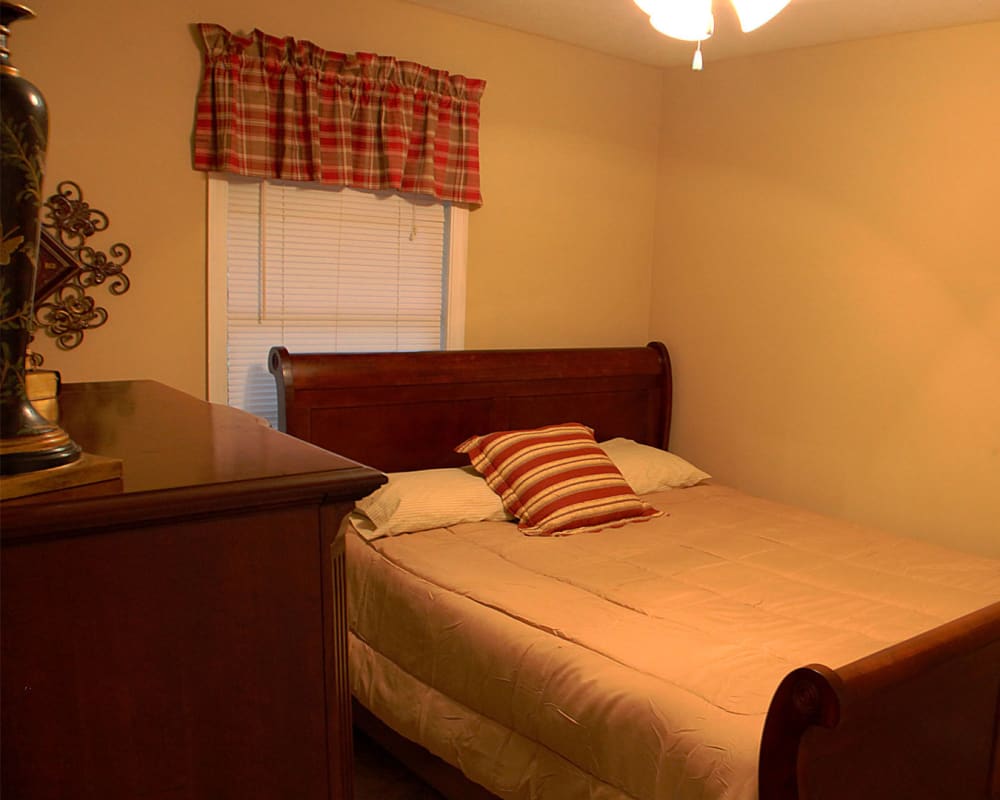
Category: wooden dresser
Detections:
[{"x1": 1, "y1": 380, "x2": 385, "y2": 800}]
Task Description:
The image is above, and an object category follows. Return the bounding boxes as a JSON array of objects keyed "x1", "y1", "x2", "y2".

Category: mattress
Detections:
[{"x1": 347, "y1": 483, "x2": 1000, "y2": 800}]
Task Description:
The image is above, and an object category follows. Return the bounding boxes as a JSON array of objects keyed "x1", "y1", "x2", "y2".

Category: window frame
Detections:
[{"x1": 205, "y1": 173, "x2": 468, "y2": 405}]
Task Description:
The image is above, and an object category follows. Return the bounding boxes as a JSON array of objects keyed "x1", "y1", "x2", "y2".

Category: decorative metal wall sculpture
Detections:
[{"x1": 32, "y1": 180, "x2": 133, "y2": 358}]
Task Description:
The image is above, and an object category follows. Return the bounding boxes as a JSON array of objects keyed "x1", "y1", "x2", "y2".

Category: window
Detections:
[{"x1": 207, "y1": 175, "x2": 467, "y2": 427}]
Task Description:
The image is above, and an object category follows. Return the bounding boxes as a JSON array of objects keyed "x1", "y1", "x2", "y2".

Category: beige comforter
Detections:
[{"x1": 347, "y1": 484, "x2": 1000, "y2": 800}]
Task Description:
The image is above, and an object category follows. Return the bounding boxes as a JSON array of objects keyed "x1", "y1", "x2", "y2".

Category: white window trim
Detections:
[{"x1": 205, "y1": 173, "x2": 468, "y2": 404}]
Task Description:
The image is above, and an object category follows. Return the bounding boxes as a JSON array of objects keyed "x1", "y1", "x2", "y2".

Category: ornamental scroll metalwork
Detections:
[{"x1": 31, "y1": 180, "x2": 132, "y2": 360}]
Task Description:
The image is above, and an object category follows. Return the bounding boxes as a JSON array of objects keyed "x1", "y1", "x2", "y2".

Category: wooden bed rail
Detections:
[{"x1": 760, "y1": 600, "x2": 1000, "y2": 800}]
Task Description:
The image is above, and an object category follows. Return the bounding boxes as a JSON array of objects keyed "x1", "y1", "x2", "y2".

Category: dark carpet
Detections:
[{"x1": 354, "y1": 729, "x2": 445, "y2": 800}]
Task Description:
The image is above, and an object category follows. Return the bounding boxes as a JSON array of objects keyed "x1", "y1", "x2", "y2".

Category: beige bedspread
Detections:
[{"x1": 347, "y1": 484, "x2": 1000, "y2": 800}]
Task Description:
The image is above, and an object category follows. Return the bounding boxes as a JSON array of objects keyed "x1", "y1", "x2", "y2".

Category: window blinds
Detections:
[{"x1": 224, "y1": 179, "x2": 447, "y2": 426}]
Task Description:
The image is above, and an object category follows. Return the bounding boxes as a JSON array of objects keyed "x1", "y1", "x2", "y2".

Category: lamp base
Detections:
[
  {"x1": 0, "y1": 426, "x2": 82, "y2": 475},
  {"x1": 0, "y1": 450, "x2": 121, "y2": 500}
]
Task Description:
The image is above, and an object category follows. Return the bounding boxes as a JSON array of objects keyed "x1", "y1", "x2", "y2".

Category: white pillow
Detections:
[
  {"x1": 354, "y1": 466, "x2": 511, "y2": 539},
  {"x1": 598, "y1": 438, "x2": 710, "y2": 494}
]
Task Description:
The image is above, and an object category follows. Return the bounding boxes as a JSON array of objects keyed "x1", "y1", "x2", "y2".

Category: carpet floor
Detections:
[{"x1": 354, "y1": 729, "x2": 445, "y2": 800}]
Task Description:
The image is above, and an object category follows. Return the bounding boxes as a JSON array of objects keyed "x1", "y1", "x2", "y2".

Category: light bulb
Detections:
[
  {"x1": 633, "y1": 0, "x2": 663, "y2": 15},
  {"x1": 649, "y1": 0, "x2": 714, "y2": 42},
  {"x1": 730, "y1": 0, "x2": 792, "y2": 33}
]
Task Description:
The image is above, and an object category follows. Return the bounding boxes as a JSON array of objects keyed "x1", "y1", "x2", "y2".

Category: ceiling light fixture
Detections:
[{"x1": 634, "y1": 0, "x2": 792, "y2": 70}]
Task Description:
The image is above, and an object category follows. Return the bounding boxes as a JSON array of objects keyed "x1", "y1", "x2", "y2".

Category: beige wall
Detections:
[
  {"x1": 15, "y1": 4, "x2": 999, "y2": 555},
  {"x1": 17, "y1": 0, "x2": 662, "y2": 397},
  {"x1": 651, "y1": 23, "x2": 1000, "y2": 556}
]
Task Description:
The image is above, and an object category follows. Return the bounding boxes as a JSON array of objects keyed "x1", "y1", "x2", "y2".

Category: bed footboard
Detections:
[{"x1": 759, "y1": 601, "x2": 1000, "y2": 800}]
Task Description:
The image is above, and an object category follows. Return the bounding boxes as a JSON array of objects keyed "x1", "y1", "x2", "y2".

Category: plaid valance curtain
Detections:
[{"x1": 193, "y1": 24, "x2": 486, "y2": 207}]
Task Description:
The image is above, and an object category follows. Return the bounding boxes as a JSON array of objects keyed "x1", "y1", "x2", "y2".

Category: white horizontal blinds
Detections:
[
  {"x1": 225, "y1": 181, "x2": 276, "y2": 423},
  {"x1": 225, "y1": 179, "x2": 447, "y2": 426}
]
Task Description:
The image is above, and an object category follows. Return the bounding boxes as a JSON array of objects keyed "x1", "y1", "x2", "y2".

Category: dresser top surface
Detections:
[
  {"x1": 2, "y1": 380, "x2": 385, "y2": 538},
  {"x1": 58, "y1": 380, "x2": 371, "y2": 491}
]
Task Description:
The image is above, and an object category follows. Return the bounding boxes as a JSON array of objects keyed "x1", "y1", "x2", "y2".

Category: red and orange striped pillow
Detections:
[{"x1": 455, "y1": 422, "x2": 662, "y2": 536}]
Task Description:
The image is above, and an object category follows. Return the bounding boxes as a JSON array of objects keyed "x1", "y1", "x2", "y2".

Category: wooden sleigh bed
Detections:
[{"x1": 269, "y1": 341, "x2": 1000, "y2": 800}]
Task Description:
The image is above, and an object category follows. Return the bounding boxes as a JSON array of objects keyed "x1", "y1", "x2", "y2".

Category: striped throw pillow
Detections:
[{"x1": 455, "y1": 422, "x2": 663, "y2": 536}]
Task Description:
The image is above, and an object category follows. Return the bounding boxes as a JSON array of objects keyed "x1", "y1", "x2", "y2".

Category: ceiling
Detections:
[{"x1": 401, "y1": 0, "x2": 1000, "y2": 68}]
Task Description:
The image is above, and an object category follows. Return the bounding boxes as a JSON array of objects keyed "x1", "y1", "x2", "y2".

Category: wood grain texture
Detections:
[
  {"x1": 2, "y1": 381, "x2": 381, "y2": 540},
  {"x1": 1, "y1": 380, "x2": 385, "y2": 800},
  {"x1": 760, "y1": 602, "x2": 1000, "y2": 800},
  {"x1": 269, "y1": 341, "x2": 672, "y2": 473}
]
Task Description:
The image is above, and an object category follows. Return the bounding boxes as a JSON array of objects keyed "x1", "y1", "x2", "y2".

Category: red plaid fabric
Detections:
[{"x1": 193, "y1": 24, "x2": 485, "y2": 207}]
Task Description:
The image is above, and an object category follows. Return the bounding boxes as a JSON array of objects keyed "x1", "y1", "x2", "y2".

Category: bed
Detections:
[{"x1": 269, "y1": 341, "x2": 1000, "y2": 800}]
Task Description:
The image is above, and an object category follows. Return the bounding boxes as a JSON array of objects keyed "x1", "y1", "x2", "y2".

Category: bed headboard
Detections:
[{"x1": 268, "y1": 342, "x2": 672, "y2": 473}]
